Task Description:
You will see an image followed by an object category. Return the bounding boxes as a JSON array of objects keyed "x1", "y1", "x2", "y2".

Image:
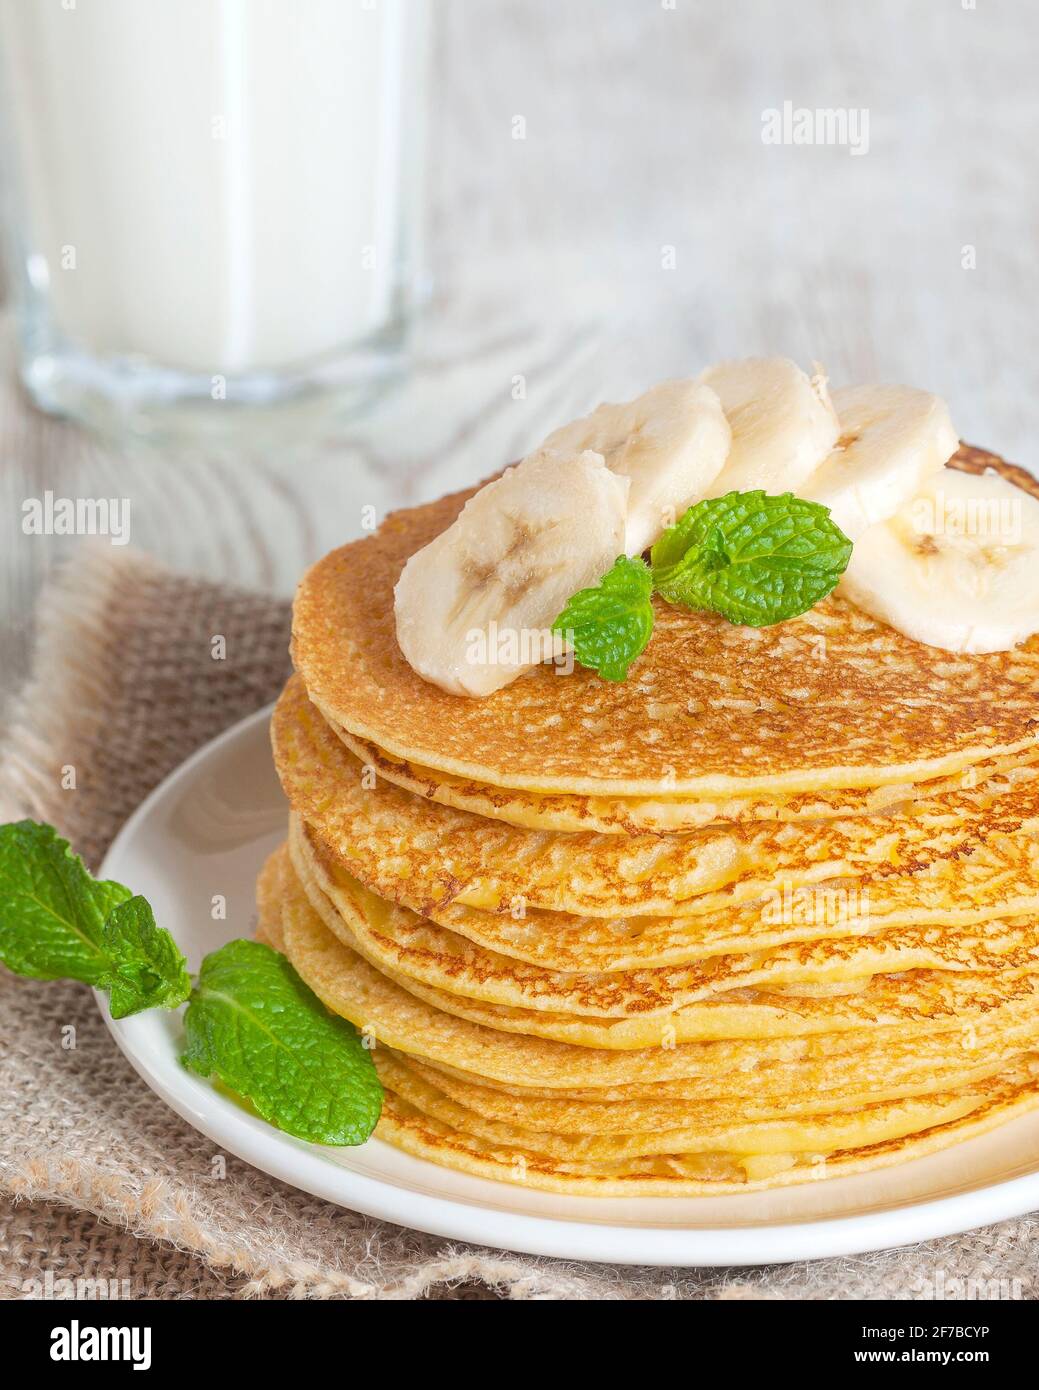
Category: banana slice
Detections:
[
  {"x1": 394, "y1": 449, "x2": 628, "y2": 696},
  {"x1": 838, "y1": 467, "x2": 1039, "y2": 653},
  {"x1": 803, "y1": 385, "x2": 959, "y2": 539},
  {"x1": 699, "y1": 356, "x2": 839, "y2": 496},
  {"x1": 540, "y1": 379, "x2": 730, "y2": 555}
]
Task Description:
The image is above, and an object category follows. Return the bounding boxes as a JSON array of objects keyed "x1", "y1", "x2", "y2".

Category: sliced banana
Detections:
[
  {"x1": 540, "y1": 379, "x2": 731, "y2": 555},
  {"x1": 803, "y1": 385, "x2": 959, "y2": 540},
  {"x1": 699, "y1": 356, "x2": 839, "y2": 496},
  {"x1": 838, "y1": 467, "x2": 1039, "y2": 653},
  {"x1": 394, "y1": 448, "x2": 628, "y2": 696}
]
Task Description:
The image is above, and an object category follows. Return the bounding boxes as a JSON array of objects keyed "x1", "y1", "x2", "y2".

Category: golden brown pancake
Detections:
[
  {"x1": 335, "y1": 718, "x2": 1039, "y2": 835},
  {"x1": 374, "y1": 1070, "x2": 1039, "y2": 1196},
  {"x1": 399, "y1": 1050, "x2": 1037, "y2": 1134},
  {"x1": 272, "y1": 673, "x2": 1039, "y2": 918},
  {"x1": 264, "y1": 845, "x2": 1039, "y2": 1087},
  {"x1": 291, "y1": 446, "x2": 1039, "y2": 798},
  {"x1": 375, "y1": 1048, "x2": 1007, "y2": 1164},
  {"x1": 344, "y1": 835, "x2": 1039, "y2": 974},
  {"x1": 290, "y1": 814, "x2": 1039, "y2": 1021},
  {"x1": 287, "y1": 849, "x2": 1039, "y2": 1049}
]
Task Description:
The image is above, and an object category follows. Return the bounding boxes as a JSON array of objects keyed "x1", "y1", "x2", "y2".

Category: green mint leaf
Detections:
[
  {"x1": 102, "y1": 896, "x2": 191, "y2": 1019},
  {"x1": 182, "y1": 939, "x2": 383, "y2": 1146},
  {"x1": 651, "y1": 490, "x2": 853, "y2": 626},
  {"x1": 2, "y1": 820, "x2": 381, "y2": 1144},
  {"x1": 552, "y1": 555, "x2": 655, "y2": 682},
  {"x1": 0, "y1": 820, "x2": 189, "y2": 1018},
  {"x1": 0, "y1": 820, "x2": 131, "y2": 984}
]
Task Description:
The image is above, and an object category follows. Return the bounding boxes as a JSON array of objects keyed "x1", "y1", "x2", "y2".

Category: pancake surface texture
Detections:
[
  {"x1": 332, "y1": 719, "x2": 1039, "y2": 835},
  {"x1": 290, "y1": 814, "x2": 1039, "y2": 1021},
  {"x1": 292, "y1": 448, "x2": 1039, "y2": 796},
  {"x1": 273, "y1": 672, "x2": 1039, "y2": 918},
  {"x1": 264, "y1": 445, "x2": 1039, "y2": 1194}
]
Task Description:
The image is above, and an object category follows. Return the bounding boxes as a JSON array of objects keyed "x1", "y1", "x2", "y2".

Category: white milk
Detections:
[{"x1": 0, "y1": 0, "x2": 425, "y2": 375}]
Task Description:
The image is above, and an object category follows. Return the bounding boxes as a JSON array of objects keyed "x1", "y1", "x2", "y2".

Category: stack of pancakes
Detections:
[{"x1": 258, "y1": 447, "x2": 1039, "y2": 1193}]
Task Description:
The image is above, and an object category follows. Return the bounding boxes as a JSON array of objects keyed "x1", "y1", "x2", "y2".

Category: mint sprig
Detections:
[
  {"x1": 0, "y1": 819, "x2": 383, "y2": 1145},
  {"x1": 553, "y1": 492, "x2": 853, "y2": 681},
  {"x1": 0, "y1": 820, "x2": 187, "y2": 1015},
  {"x1": 650, "y1": 491, "x2": 852, "y2": 627},
  {"x1": 183, "y1": 940, "x2": 382, "y2": 1146},
  {"x1": 552, "y1": 555, "x2": 654, "y2": 682}
]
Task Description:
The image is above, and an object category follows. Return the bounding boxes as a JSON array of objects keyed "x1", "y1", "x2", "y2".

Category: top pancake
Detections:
[{"x1": 292, "y1": 446, "x2": 1039, "y2": 797}]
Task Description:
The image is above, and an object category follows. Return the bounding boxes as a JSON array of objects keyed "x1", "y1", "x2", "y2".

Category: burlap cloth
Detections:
[{"x1": 2, "y1": 547, "x2": 1037, "y2": 1301}]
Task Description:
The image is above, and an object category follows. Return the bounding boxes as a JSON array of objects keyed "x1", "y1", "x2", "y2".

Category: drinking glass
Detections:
[{"x1": 0, "y1": 0, "x2": 430, "y2": 442}]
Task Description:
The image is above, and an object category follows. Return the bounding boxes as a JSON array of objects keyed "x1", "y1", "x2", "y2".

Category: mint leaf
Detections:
[
  {"x1": 552, "y1": 555, "x2": 654, "y2": 682},
  {"x1": 182, "y1": 939, "x2": 382, "y2": 1146},
  {"x1": 102, "y1": 896, "x2": 192, "y2": 1019},
  {"x1": 2, "y1": 820, "x2": 380, "y2": 1145},
  {"x1": 0, "y1": 820, "x2": 131, "y2": 983},
  {"x1": 0, "y1": 820, "x2": 189, "y2": 1016},
  {"x1": 651, "y1": 491, "x2": 852, "y2": 626}
]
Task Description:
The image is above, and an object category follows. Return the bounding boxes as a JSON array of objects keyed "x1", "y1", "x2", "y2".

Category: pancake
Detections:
[
  {"x1": 375, "y1": 1048, "x2": 1013, "y2": 1163},
  {"x1": 289, "y1": 848, "x2": 1039, "y2": 1048},
  {"x1": 365, "y1": 836, "x2": 1039, "y2": 974},
  {"x1": 256, "y1": 844, "x2": 288, "y2": 951},
  {"x1": 273, "y1": 674, "x2": 1039, "y2": 917},
  {"x1": 291, "y1": 445, "x2": 1039, "y2": 799},
  {"x1": 420, "y1": 1043, "x2": 1039, "y2": 1105},
  {"x1": 401, "y1": 1049, "x2": 1039, "y2": 1134},
  {"x1": 264, "y1": 846, "x2": 1039, "y2": 1088},
  {"x1": 291, "y1": 814, "x2": 1039, "y2": 1020},
  {"x1": 335, "y1": 720, "x2": 1039, "y2": 835},
  {"x1": 375, "y1": 1070, "x2": 1039, "y2": 1195}
]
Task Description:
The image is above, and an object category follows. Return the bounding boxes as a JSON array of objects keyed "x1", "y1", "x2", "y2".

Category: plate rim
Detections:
[{"x1": 97, "y1": 703, "x2": 1039, "y2": 1268}]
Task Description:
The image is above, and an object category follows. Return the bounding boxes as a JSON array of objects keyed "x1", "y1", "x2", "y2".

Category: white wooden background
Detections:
[{"x1": 2, "y1": 0, "x2": 1038, "y2": 717}]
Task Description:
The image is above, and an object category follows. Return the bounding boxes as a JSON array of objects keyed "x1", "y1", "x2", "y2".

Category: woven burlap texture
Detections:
[{"x1": 1, "y1": 546, "x2": 1036, "y2": 1300}]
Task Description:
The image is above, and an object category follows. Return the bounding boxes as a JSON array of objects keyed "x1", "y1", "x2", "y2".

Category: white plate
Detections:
[{"x1": 99, "y1": 705, "x2": 1039, "y2": 1267}]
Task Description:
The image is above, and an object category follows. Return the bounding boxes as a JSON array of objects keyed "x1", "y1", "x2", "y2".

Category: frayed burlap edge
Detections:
[
  {"x1": 0, "y1": 543, "x2": 144, "y2": 829},
  {"x1": 2, "y1": 1155, "x2": 588, "y2": 1300}
]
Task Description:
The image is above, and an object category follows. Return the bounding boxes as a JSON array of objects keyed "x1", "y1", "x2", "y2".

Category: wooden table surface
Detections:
[{"x1": 3, "y1": 0, "x2": 1038, "y2": 718}]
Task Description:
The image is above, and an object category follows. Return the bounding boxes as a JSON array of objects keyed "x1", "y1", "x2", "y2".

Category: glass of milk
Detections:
[{"x1": 0, "y1": 0, "x2": 430, "y2": 442}]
